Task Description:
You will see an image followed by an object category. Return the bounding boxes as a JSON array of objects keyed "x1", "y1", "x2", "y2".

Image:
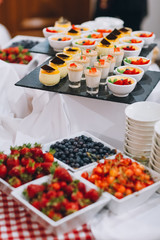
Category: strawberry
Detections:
[
  {"x1": 10, "y1": 146, "x2": 20, "y2": 155},
  {"x1": 65, "y1": 202, "x2": 79, "y2": 215},
  {"x1": 26, "y1": 159, "x2": 36, "y2": 174},
  {"x1": 52, "y1": 182, "x2": 61, "y2": 191},
  {"x1": 31, "y1": 144, "x2": 43, "y2": 157},
  {"x1": 20, "y1": 173, "x2": 33, "y2": 183},
  {"x1": 8, "y1": 176, "x2": 22, "y2": 188},
  {"x1": 0, "y1": 152, "x2": 7, "y2": 163},
  {"x1": 46, "y1": 190, "x2": 57, "y2": 199},
  {"x1": 9, "y1": 165, "x2": 25, "y2": 177},
  {"x1": 47, "y1": 211, "x2": 62, "y2": 221},
  {"x1": 71, "y1": 191, "x2": 83, "y2": 202},
  {"x1": 36, "y1": 173, "x2": 45, "y2": 179},
  {"x1": 0, "y1": 162, "x2": 7, "y2": 179},
  {"x1": 24, "y1": 55, "x2": 32, "y2": 62},
  {"x1": 20, "y1": 146, "x2": 31, "y2": 156},
  {"x1": 31, "y1": 200, "x2": 41, "y2": 210},
  {"x1": 43, "y1": 152, "x2": 54, "y2": 162},
  {"x1": 21, "y1": 156, "x2": 30, "y2": 166},
  {"x1": 6, "y1": 155, "x2": 20, "y2": 169},
  {"x1": 41, "y1": 162, "x2": 53, "y2": 174},
  {"x1": 40, "y1": 195, "x2": 49, "y2": 208},
  {"x1": 7, "y1": 54, "x2": 16, "y2": 63},
  {"x1": 54, "y1": 167, "x2": 72, "y2": 183},
  {"x1": 0, "y1": 52, "x2": 7, "y2": 61},
  {"x1": 27, "y1": 184, "x2": 45, "y2": 198},
  {"x1": 78, "y1": 182, "x2": 86, "y2": 194},
  {"x1": 85, "y1": 189, "x2": 100, "y2": 202},
  {"x1": 63, "y1": 184, "x2": 74, "y2": 196}
]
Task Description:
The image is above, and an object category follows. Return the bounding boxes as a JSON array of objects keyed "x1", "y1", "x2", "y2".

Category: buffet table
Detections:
[{"x1": 0, "y1": 34, "x2": 160, "y2": 240}]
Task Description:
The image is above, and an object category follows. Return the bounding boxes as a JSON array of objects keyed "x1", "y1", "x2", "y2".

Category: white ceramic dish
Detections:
[
  {"x1": 115, "y1": 65, "x2": 144, "y2": 82},
  {"x1": 117, "y1": 43, "x2": 141, "y2": 57},
  {"x1": 11, "y1": 174, "x2": 110, "y2": 235},
  {"x1": 81, "y1": 32, "x2": 103, "y2": 42},
  {"x1": 154, "y1": 133, "x2": 160, "y2": 146},
  {"x1": 77, "y1": 155, "x2": 160, "y2": 214},
  {"x1": 72, "y1": 38, "x2": 97, "y2": 50},
  {"x1": 125, "y1": 102, "x2": 160, "y2": 123},
  {"x1": 149, "y1": 159, "x2": 160, "y2": 174},
  {"x1": 126, "y1": 120, "x2": 154, "y2": 131},
  {"x1": 0, "y1": 158, "x2": 66, "y2": 195},
  {"x1": 125, "y1": 131, "x2": 153, "y2": 144},
  {"x1": 125, "y1": 123, "x2": 154, "y2": 135},
  {"x1": 107, "y1": 75, "x2": 136, "y2": 97},
  {"x1": 42, "y1": 27, "x2": 66, "y2": 38},
  {"x1": 48, "y1": 35, "x2": 73, "y2": 52},
  {"x1": 126, "y1": 116, "x2": 156, "y2": 128},
  {"x1": 2, "y1": 35, "x2": 45, "y2": 78},
  {"x1": 131, "y1": 31, "x2": 155, "y2": 45},
  {"x1": 119, "y1": 36, "x2": 144, "y2": 48},
  {"x1": 151, "y1": 150, "x2": 160, "y2": 162},
  {"x1": 95, "y1": 17, "x2": 124, "y2": 29},
  {"x1": 123, "y1": 149, "x2": 150, "y2": 163},
  {"x1": 124, "y1": 143, "x2": 151, "y2": 156},
  {"x1": 154, "y1": 121, "x2": 160, "y2": 137},
  {"x1": 123, "y1": 56, "x2": 151, "y2": 72},
  {"x1": 150, "y1": 153, "x2": 160, "y2": 168},
  {"x1": 125, "y1": 137, "x2": 152, "y2": 150},
  {"x1": 43, "y1": 131, "x2": 117, "y2": 173}
]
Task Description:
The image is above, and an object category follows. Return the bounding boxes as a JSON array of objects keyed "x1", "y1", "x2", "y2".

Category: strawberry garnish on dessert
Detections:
[
  {"x1": 70, "y1": 63, "x2": 77, "y2": 68},
  {"x1": 125, "y1": 57, "x2": 150, "y2": 65},
  {"x1": 118, "y1": 68, "x2": 140, "y2": 75},
  {"x1": 46, "y1": 28, "x2": 58, "y2": 33},
  {"x1": 130, "y1": 39, "x2": 142, "y2": 43},
  {"x1": 122, "y1": 45, "x2": 136, "y2": 51},
  {"x1": 98, "y1": 59, "x2": 105, "y2": 65},
  {"x1": 88, "y1": 67, "x2": 97, "y2": 73},
  {"x1": 86, "y1": 49, "x2": 92, "y2": 53},
  {"x1": 139, "y1": 32, "x2": 153, "y2": 37}
]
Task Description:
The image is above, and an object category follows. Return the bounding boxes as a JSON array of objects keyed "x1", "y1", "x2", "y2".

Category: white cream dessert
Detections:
[
  {"x1": 101, "y1": 55, "x2": 116, "y2": 73},
  {"x1": 74, "y1": 55, "x2": 90, "y2": 80},
  {"x1": 84, "y1": 67, "x2": 101, "y2": 94},
  {"x1": 94, "y1": 59, "x2": 110, "y2": 84},
  {"x1": 110, "y1": 46, "x2": 124, "y2": 67},
  {"x1": 96, "y1": 38, "x2": 114, "y2": 57},
  {"x1": 39, "y1": 64, "x2": 60, "y2": 86},
  {"x1": 82, "y1": 49, "x2": 98, "y2": 67},
  {"x1": 49, "y1": 56, "x2": 67, "y2": 79},
  {"x1": 56, "y1": 53, "x2": 73, "y2": 65},
  {"x1": 54, "y1": 17, "x2": 71, "y2": 29},
  {"x1": 63, "y1": 47, "x2": 81, "y2": 59},
  {"x1": 74, "y1": 55, "x2": 90, "y2": 70},
  {"x1": 67, "y1": 62, "x2": 83, "y2": 88}
]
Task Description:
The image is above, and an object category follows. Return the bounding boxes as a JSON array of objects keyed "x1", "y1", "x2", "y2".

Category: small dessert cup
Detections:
[
  {"x1": 85, "y1": 67, "x2": 101, "y2": 95},
  {"x1": 94, "y1": 59, "x2": 110, "y2": 85},
  {"x1": 82, "y1": 49, "x2": 98, "y2": 67},
  {"x1": 74, "y1": 55, "x2": 90, "y2": 80},
  {"x1": 101, "y1": 55, "x2": 116, "y2": 74},
  {"x1": 67, "y1": 62, "x2": 83, "y2": 88}
]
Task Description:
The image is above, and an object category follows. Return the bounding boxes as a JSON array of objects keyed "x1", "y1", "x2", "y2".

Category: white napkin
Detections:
[{"x1": 91, "y1": 193, "x2": 160, "y2": 240}]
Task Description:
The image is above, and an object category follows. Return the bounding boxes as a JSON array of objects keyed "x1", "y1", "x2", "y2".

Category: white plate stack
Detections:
[
  {"x1": 149, "y1": 121, "x2": 160, "y2": 173},
  {"x1": 124, "y1": 102, "x2": 160, "y2": 165}
]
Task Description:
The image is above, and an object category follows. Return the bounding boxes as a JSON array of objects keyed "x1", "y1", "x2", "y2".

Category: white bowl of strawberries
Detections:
[{"x1": 0, "y1": 46, "x2": 38, "y2": 78}]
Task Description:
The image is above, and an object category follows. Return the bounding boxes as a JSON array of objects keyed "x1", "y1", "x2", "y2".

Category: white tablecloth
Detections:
[{"x1": 0, "y1": 55, "x2": 160, "y2": 239}]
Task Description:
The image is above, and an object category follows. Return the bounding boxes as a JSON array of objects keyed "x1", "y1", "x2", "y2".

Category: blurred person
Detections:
[
  {"x1": 0, "y1": 0, "x2": 11, "y2": 48},
  {"x1": 94, "y1": 0, "x2": 148, "y2": 30}
]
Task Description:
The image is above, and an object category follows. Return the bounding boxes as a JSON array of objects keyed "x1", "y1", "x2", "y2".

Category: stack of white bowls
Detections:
[
  {"x1": 149, "y1": 121, "x2": 160, "y2": 173},
  {"x1": 124, "y1": 102, "x2": 160, "y2": 165}
]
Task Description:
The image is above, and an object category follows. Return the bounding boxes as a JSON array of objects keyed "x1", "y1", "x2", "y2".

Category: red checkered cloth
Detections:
[{"x1": 0, "y1": 191, "x2": 94, "y2": 240}]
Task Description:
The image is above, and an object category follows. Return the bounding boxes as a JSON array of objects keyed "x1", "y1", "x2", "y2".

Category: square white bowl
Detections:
[
  {"x1": 2, "y1": 35, "x2": 45, "y2": 78},
  {"x1": 11, "y1": 174, "x2": 110, "y2": 235},
  {"x1": 0, "y1": 158, "x2": 65, "y2": 195},
  {"x1": 76, "y1": 155, "x2": 160, "y2": 214},
  {"x1": 43, "y1": 131, "x2": 117, "y2": 173}
]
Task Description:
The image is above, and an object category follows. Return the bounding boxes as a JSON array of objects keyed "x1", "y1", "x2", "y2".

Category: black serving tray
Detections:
[
  {"x1": 29, "y1": 39, "x2": 157, "y2": 58},
  {"x1": 15, "y1": 58, "x2": 160, "y2": 104}
]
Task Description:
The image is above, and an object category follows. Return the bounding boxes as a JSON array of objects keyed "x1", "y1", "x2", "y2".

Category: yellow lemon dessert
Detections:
[
  {"x1": 39, "y1": 65, "x2": 60, "y2": 86},
  {"x1": 49, "y1": 56, "x2": 67, "y2": 79},
  {"x1": 63, "y1": 47, "x2": 81, "y2": 59},
  {"x1": 56, "y1": 53, "x2": 73, "y2": 65},
  {"x1": 96, "y1": 38, "x2": 114, "y2": 57}
]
